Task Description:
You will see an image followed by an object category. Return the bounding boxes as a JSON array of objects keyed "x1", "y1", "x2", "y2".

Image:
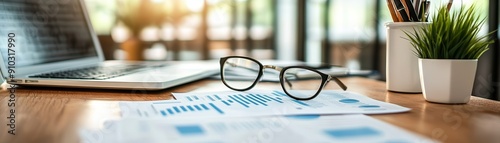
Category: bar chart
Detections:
[
  {"x1": 132, "y1": 90, "x2": 411, "y2": 118},
  {"x1": 154, "y1": 91, "x2": 299, "y2": 117},
  {"x1": 179, "y1": 91, "x2": 290, "y2": 107},
  {"x1": 113, "y1": 115, "x2": 435, "y2": 143}
]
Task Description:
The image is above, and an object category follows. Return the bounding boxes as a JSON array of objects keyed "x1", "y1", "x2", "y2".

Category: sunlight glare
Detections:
[{"x1": 185, "y1": 0, "x2": 204, "y2": 12}]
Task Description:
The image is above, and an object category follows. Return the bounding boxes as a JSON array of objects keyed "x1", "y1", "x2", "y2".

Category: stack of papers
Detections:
[
  {"x1": 80, "y1": 90, "x2": 437, "y2": 143},
  {"x1": 81, "y1": 115, "x2": 435, "y2": 143},
  {"x1": 120, "y1": 90, "x2": 410, "y2": 119}
]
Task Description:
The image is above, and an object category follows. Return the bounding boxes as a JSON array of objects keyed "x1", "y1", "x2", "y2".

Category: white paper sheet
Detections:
[
  {"x1": 119, "y1": 90, "x2": 410, "y2": 119},
  {"x1": 80, "y1": 115, "x2": 436, "y2": 143}
]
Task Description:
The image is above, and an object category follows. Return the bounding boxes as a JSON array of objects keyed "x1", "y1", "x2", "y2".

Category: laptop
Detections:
[{"x1": 0, "y1": 0, "x2": 218, "y2": 90}]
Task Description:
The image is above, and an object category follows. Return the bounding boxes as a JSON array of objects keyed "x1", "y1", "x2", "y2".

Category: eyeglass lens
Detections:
[
  {"x1": 222, "y1": 57, "x2": 261, "y2": 90},
  {"x1": 282, "y1": 67, "x2": 324, "y2": 99}
]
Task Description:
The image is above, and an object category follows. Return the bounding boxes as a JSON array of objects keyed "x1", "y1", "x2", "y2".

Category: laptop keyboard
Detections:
[{"x1": 29, "y1": 65, "x2": 149, "y2": 80}]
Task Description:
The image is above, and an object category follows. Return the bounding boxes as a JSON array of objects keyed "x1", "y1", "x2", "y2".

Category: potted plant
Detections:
[{"x1": 405, "y1": 5, "x2": 494, "y2": 104}]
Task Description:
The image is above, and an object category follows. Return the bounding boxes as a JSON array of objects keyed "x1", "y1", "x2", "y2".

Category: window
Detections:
[{"x1": 85, "y1": 0, "x2": 499, "y2": 100}]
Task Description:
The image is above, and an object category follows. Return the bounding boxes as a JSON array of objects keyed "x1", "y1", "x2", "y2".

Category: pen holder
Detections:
[{"x1": 385, "y1": 22, "x2": 429, "y2": 93}]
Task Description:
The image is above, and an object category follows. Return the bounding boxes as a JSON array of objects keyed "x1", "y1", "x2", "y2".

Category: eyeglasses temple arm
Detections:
[
  {"x1": 329, "y1": 76, "x2": 347, "y2": 91},
  {"x1": 263, "y1": 65, "x2": 282, "y2": 71},
  {"x1": 225, "y1": 62, "x2": 292, "y2": 86},
  {"x1": 225, "y1": 61, "x2": 261, "y2": 72}
]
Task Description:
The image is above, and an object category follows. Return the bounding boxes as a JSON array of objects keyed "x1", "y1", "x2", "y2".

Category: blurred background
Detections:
[{"x1": 83, "y1": 0, "x2": 499, "y2": 100}]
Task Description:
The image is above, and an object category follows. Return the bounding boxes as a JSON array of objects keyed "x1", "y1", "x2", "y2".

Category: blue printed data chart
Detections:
[
  {"x1": 147, "y1": 91, "x2": 296, "y2": 118},
  {"x1": 112, "y1": 114, "x2": 435, "y2": 143},
  {"x1": 156, "y1": 102, "x2": 225, "y2": 117},
  {"x1": 174, "y1": 90, "x2": 410, "y2": 114},
  {"x1": 119, "y1": 90, "x2": 410, "y2": 119},
  {"x1": 179, "y1": 90, "x2": 287, "y2": 107}
]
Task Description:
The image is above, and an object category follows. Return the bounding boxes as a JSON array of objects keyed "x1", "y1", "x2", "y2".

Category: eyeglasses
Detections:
[{"x1": 219, "y1": 56, "x2": 347, "y2": 100}]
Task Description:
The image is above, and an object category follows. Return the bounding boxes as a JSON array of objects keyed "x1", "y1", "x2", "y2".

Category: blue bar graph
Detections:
[
  {"x1": 273, "y1": 91, "x2": 288, "y2": 96},
  {"x1": 272, "y1": 93, "x2": 281, "y2": 97},
  {"x1": 221, "y1": 101, "x2": 230, "y2": 106},
  {"x1": 239, "y1": 94, "x2": 258, "y2": 105},
  {"x1": 173, "y1": 107, "x2": 181, "y2": 113},
  {"x1": 256, "y1": 94, "x2": 272, "y2": 101},
  {"x1": 228, "y1": 95, "x2": 249, "y2": 108},
  {"x1": 145, "y1": 90, "x2": 398, "y2": 119},
  {"x1": 187, "y1": 105, "x2": 195, "y2": 111},
  {"x1": 234, "y1": 95, "x2": 250, "y2": 104},
  {"x1": 246, "y1": 95, "x2": 267, "y2": 106},
  {"x1": 156, "y1": 91, "x2": 313, "y2": 117},
  {"x1": 209, "y1": 103, "x2": 224, "y2": 114},
  {"x1": 250, "y1": 94, "x2": 267, "y2": 103},
  {"x1": 207, "y1": 96, "x2": 215, "y2": 101},
  {"x1": 167, "y1": 109, "x2": 174, "y2": 114},
  {"x1": 214, "y1": 95, "x2": 222, "y2": 100},
  {"x1": 159, "y1": 103, "x2": 226, "y2": 117},
  {"x1": 203, "y1": 93, "x2": 289, "y2": 108},
  {"x1": 194, "y1": 105, "x2": 202, "y2": 111},
  {"x1": 201, "y1": 104, "x2": 209, "y2": 110},
  {"x1": 180, "y1": 106, "x2": 188, "y2": 112},
  {"x1": 179, "y1": 92, "x2": 288, "y2": 108}
]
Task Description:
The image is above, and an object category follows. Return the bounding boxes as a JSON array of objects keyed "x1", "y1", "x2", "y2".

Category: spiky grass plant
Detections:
[{"x1": 405, "y1": 5, "x2": 494, "y2": 59}]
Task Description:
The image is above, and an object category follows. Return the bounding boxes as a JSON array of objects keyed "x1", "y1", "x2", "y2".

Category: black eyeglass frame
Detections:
[{"x1": 219, "y1": 56, "x2": 348, "y2": 100}]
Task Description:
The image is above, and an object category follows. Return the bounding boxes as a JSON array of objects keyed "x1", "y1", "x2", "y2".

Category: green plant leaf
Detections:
[{"x1": 404, "y1": 4, "x2": 495, "y2": 59}]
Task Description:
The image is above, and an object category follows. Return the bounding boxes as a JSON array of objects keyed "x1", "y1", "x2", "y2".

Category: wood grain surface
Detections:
[{"x1": 1, "y1": 77, "x2": 499, "y2": 143}]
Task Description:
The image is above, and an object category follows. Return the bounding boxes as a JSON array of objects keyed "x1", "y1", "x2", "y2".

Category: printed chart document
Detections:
[
  {"x1": 80, "y1": 114, "x2": 436, "y2": 143},
  {"x1": 119, "y1": 90, "x2": 410, "y2": 119}
]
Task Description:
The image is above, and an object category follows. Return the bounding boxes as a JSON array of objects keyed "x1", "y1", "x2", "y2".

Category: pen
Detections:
[
  {"x1": 387, "y1": 0, "x2": 400, "y2": 22},
  {"x1": 424, "y1": 0, "x2": 430, "y2": 22},
  {"x1": 402, "y1": 0, "x2": 420, "y2": 21},
  {"x1": 414, "y1": 0, "x2": 421, "y2": 15},
  {"x1": 418, "y1": 0, "x2": 426, "y2": 21},
  {"x1": 393, "y1": 0, "x2": 410, "y2": 22},
  {"x1": 391, "y1": 0, "x2": 404, "y2": 22}
]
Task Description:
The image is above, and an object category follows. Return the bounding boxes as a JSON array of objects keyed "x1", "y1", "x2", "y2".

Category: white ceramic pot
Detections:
[
  {"x1": 386, "y1": 22, "x2": 429, "y2": 93},
  {"x1": 418, "y1": 59, "x2": 477, "y2": 104}
]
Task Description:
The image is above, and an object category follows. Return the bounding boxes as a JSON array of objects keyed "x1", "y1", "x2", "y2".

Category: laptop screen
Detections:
[{"x1": 0, "y1": 0, "x2": 98, "y2": 67}]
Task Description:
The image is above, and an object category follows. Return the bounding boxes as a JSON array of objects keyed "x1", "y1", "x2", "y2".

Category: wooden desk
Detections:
[{"x1": 1, "y1": 77, "x2": 500, "y2": 143}]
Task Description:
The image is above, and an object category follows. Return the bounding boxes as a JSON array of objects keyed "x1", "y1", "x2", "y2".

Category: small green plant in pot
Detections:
[{"x1": 405, "y1": 5, "x2": 494, "y2": 104}]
